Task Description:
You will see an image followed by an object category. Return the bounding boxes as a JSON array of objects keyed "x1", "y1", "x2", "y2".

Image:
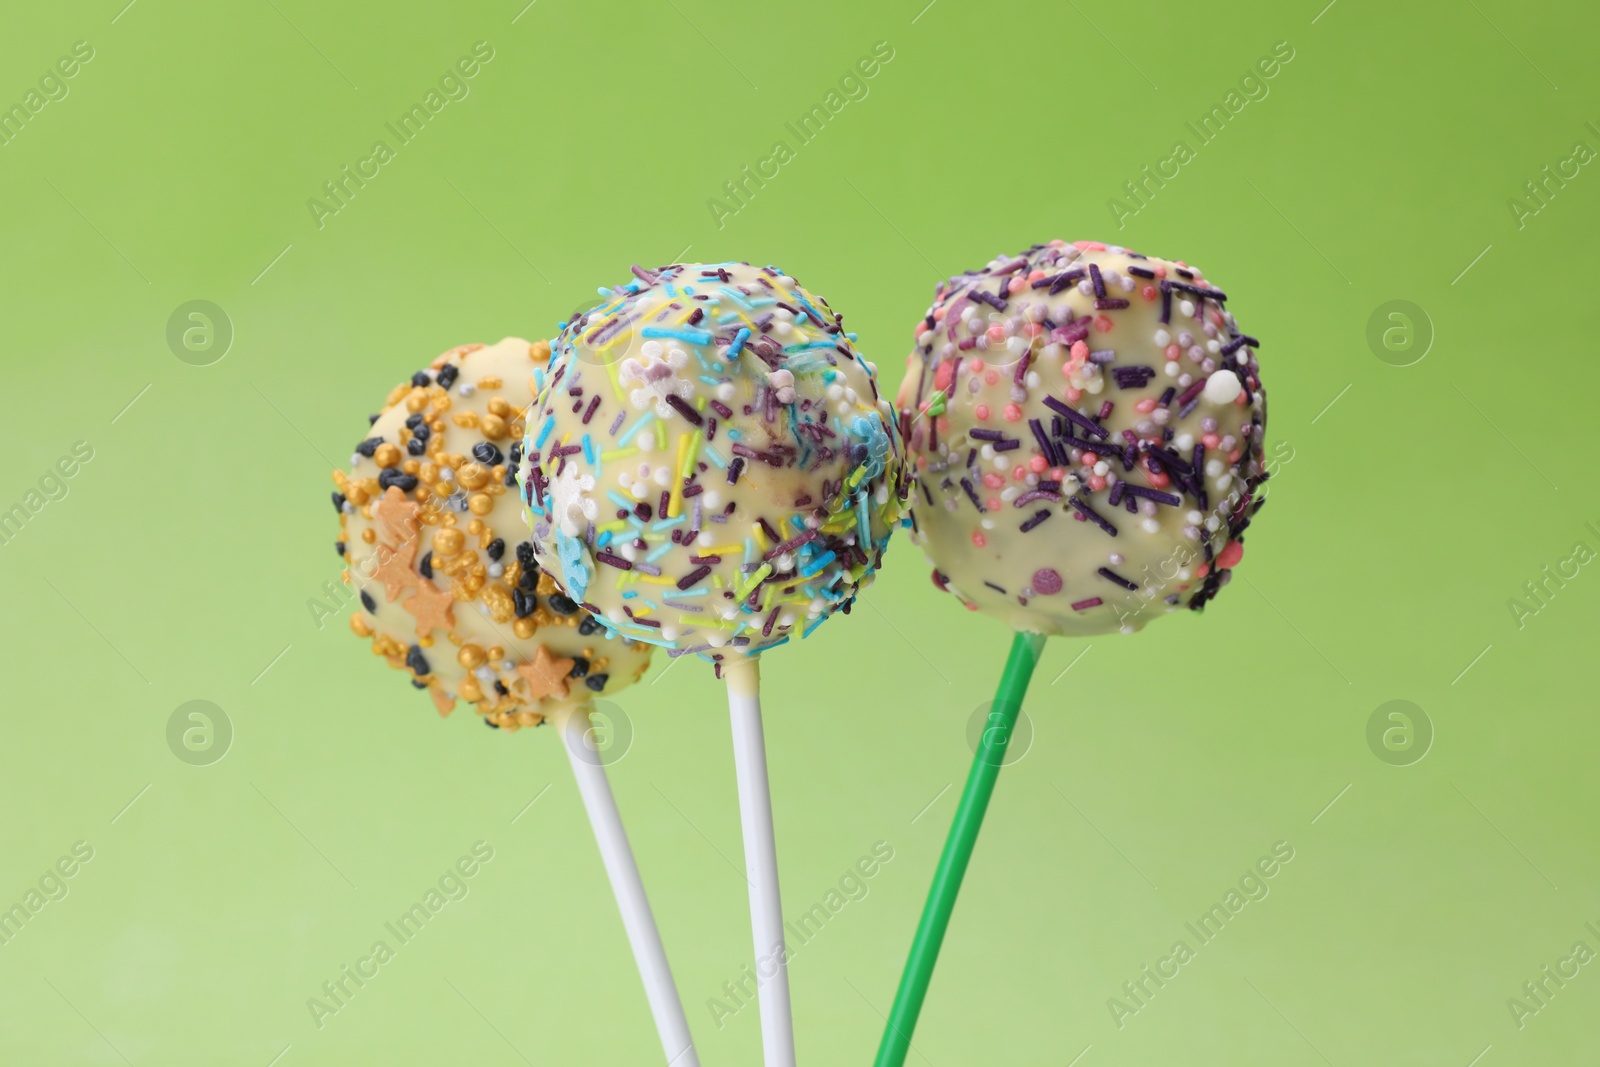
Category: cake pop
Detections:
[
  {"x1": 875, "y1": 240, "x2": 1270, "y2": 1067},
  {"x1": 519, "y1": 261, "x2": 907, "y2": 1067},
  {"x1": 332, "y1": 337, "x2": 697, "y2": 1065}
]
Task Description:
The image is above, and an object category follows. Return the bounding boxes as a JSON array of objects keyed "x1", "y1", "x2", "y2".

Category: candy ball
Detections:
[
  {"x1": 333, "y1": 337, "x2": 653, "y2": 730},
  {"x1": 519, "y1": 262, "x2": 907, "y2": 659},
  {"x1": 896, "y1": 241, "x2": 1269, "y2": 636}
]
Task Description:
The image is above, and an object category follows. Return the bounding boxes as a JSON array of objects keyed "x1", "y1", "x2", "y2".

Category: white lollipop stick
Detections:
[
  {"x1": 559, "y1": 704, "x2": 700, "y2": 1066},
  {"x1": 723, "y1": 656, "x2": 797, "y2": 1067}
]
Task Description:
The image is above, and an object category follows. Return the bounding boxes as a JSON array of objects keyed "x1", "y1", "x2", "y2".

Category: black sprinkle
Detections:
[
  {"x1": 486, "y1": 538, "x2": 506, "y2": 561},
  {"x1": 473, "y1": 442, "x2": 504, "y2": 466},
  {"x1": 334, "y1": 540, "x2": 345, "y2": 558},
  {"x1": 378, "y1": 469, "x2": 417, "y2": 492},
  {"x1": 360, "y1": 590, "x2": 377, "y2": 613},
  {"x1": 494, "y1": 680, "x2": 509, "y2": 696},
  {"x1": 513, "y1": 589, "x2": 536, "y2": 618},
  {"x1": 578, "y1": 616, "x2": 602, "y2": 636},
  {"x1": 548, "y1": 593, "x2": 579, "y2": 615},
  {"x1": 411, "y1": 371, "x2": 431, "y2": 387},
  {"x1": 585, "y1": 674, "x2": 609, "y2": 691},
  {"x1": 568, "y1": 656, "x2": 590, "y2": 678},
  {"x1": 407, "y1": 436, "x2": 427, "y2": 456},
  {"x1": 331, "y1": 491, "x2": 346, "y2": 513},
  {"x1": 518, "y1": 567, "x2": 538, "y2": 592},
  {"x1": 484, "y1": 717, "x2": 501, "y2": 729},
  {"x1": 436, "y1": 364, "x2": 459, "y2": 388},
  {"x1": 418, "y1": 551, "x2": 434, "y2": 579},
  {"x1": 355, "y1": 437, "x2": 383, "y2": 458},
  {"x1": 516, "y1": 541, "x2": 536, "y2": 568},
  {"x1": 406, "y1": 645, "x2": 431, "y2": 675}
]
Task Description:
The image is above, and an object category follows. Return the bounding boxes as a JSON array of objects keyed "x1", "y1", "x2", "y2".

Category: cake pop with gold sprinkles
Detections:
[{"x1": 332, "y1": 337, "x2": 653, "y2": 729}]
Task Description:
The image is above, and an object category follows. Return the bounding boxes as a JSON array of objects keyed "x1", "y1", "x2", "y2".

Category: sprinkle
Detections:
[
  {"x1": 1122, "y1": 484, "x2": 1183, "y2": 507},
  {"x1": 1071, "y1": 597, "x2": 1104, "y2": 611},
  {"x1": 641, "y1": 325, "x2": 713, "y2": 346},
  {"x1": 1020, "y1": 509, "x2": 1052, "y2": 532},
  {"x1": 1089, "y1": 263, "x2": 1106, "y2": 298},
  {"x1": 1041, "y1": 395, "x2": 1109, "y2": 439},
  {"x1": 727, "y1": 327, "x2": 752, "y2": 359},
  {"x1": 677, "y1": 565, "x2": 712, "y2": 590},
  {"x1": 1070, "y1": 496, "x2": 1119, "y2": 536},
  {"x1": 664, "y1": 394, "x2": 704, "y2": 426},
  {"x1": 595, "y1": 551, "x2": 633, "y2": 570},
  {"x1": 1097, "y1": 566, "x2": 1139, "y2": 590}
]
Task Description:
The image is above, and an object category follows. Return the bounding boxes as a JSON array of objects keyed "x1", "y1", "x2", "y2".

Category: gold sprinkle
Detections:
[
  {"x1": 433, "y1": 528, "x2": 466, "y2": 556},
  {"x1": 487, "y1": 646, "x2": 505, "y2": 663},
  {"x1": 468, "y1": 493, "x2": 493, "y2": 515},
  {"x1": 350, "y1": 614, "x2": 373, "y2": 637},
  {"x1": 480, "y1": 414, "x2": 508, "y2": 440},
  {"x1": 512, "y1": 616, "x2": 537, "y2": 639},
  {"x1": 361, "y1": 528, "x2": 376, "y2": 544},
  {"x1": 487, "y1": 397, "x2": 511, "y2": 417},
  {"x1": 452, "y1": 411, "x2": 480, "y2": 428},
  {"x1": 458, "y1": 644, "x2": 485, "y2": 669},
  {"x1": 457, "y1": 463, "x2": 490, "y2": 490},
  {"x1": 373, "y1": 443, "x2": 402, "y2": 469},
  {"x1": 478, "y1": 376, "x2": 503, "y2": 389},
  {"x1": 467, "y1": 519, "x2": 485, "y2": 535},
  {"x1": 405, "y1": 390, "x2": 427, "y2": 413},
  {"x1": 530, "y1": 340, "x2": 551, "y2": 362}
]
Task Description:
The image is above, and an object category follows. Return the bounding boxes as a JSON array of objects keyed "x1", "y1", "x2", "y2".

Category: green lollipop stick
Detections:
[{"x1": 874, "y1": 630, "x2": 1047, "y2": 1067}]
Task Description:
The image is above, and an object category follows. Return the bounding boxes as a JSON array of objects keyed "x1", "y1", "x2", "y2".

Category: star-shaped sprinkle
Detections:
[
  {"x1": 516, "y1": 645, "x2": 575, "y2": 702},
  {"x1": 372, "y1": 537, "x2": 419, "y2": 600},
  {"x1": 375, "y1": 485, "x2": 422, "y2": 544},
  {"x1": 429, "y1": 685, "x2": 455, "y2": 717},
  {"x1": 401, "y1": 577, "x2": 456, "y2": 636}
]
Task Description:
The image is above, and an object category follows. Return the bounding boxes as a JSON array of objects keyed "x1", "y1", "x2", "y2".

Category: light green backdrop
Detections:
[{"x1": 2, "y1": 0, "x2": 1596, "y2": 1063}]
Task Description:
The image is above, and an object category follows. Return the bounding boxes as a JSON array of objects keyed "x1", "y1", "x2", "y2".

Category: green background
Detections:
[{"x1": 2, "y1": 0, "x2": 1596, "y2": 1063}]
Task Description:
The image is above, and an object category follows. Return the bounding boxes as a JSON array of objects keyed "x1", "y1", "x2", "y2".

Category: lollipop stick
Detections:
[
  {"x1": 723, "y1": 656, "x2": 798, "y2": 1067},
  {"x1": 560, "y1": 704, "x2": 700, "y2": 1066},
  {"x1": 874, "y1": 630, "x2": 1048, "y2": 1067}
]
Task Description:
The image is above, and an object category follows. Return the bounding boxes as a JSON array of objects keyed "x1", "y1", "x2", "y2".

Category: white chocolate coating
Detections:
[
  {"x1": 334, "y1": 338, "x2": 653, "y2": 730},
  {"x1": 896, "y1": 241, "x2": 1269, "y2": 636},
  {"x1": 519, "y1": 263, "x2": 908, "y2": 660}
]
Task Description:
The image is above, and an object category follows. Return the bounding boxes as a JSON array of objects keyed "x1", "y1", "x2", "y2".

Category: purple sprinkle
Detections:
[
  {"x1": 959, "y1": 477, "x2": 985, "y2": 512},
  {"x1": 1127, "y1": 265, "x2": 1155, "y2": 279},
  {"x1": 1032, "y1": 567, "x2": 1063, "y2": 595},
  {"x1": 1041, "y1": 395, "x2": 1109, "y2": 439},
  {"x1": 710, "y1": 399, "x2": 734, "y2": 419},
  {"x1": 665, "y1": 394, "x2": 704, "y2": 426},
  {"x1": 1020, "y1": 509, "x2": 1052, "y2": 532},
  {"x1": 677, "y1": 565, "x2": 712, "y2": 590},
  {"x1": 595, "y1": 551, "x2": 633, "y2": 570},
  {"x1": 1071, "y1": 596, "x2": 1104, "y2": 611},
  {"x1": 1160, "y1": 282, "x2": 1172, "y2": 324},
  {"x1": 993, "y1": 438, "x2": 1021, "y2": 452},
  {"x1": 1070, "y1": 496, "x2": 1118, "y2": 537},
  {"x1": 969, "y1": 428, "x2": 1005, "y2": 442},
  {"x1": 1014, "y1": 490, "x2": 1062, "y2": 507},
  {"x1": 1123, "y1": 484, "x2": 1182, "y2": 507},
  {"x1": 727, "y1": 457, "x2": 745, "y2": 484},
  {"x1": 1097, "y1": 566, "x2": 1139, "y2": 590},
  {"x1": 1094, "y1": 298, "x2": 1130, "y2": 310},
  {"x1": 1089, "y1": 263, "x2": 1106, "y2": 298},
  {"x1": 608, "y1": 410, "x2": 626, "y2": 436},
  {"x1": 1108, "y1": 481, "x2": 1127, "y2": 507}
]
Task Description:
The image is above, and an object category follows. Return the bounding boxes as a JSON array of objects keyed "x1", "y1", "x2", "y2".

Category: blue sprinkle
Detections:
[
  {"x1": 581, "y1": 434, "x2": 595, "y2": 464},
  {"x1": 800, "y1": 550, "x2": 837, "y2": 578},
  {"x1": 534, "y1": 418, "x2": 555, "y2": 449},
  {"x1": 646, "y1": 541, "x2": 674, "y2": 562},
  {"x1": 728, "y1": 327, "x2": 752, "y2": 360},
  {"x1": 617, "y1": 411, "x2": 656, "y2": 446},
  {"x1": 642, "y1": 326, "x2": 713, "y2": 346}
]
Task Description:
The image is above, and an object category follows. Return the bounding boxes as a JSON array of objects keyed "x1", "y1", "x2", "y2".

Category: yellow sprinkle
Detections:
[
  {"x1": 751, "y1": 523, "x2": 770, "y2": 552},
  {"x1": 701, "y1": 544, "x2": 743, "y2": 556},
  {"x1": 667, "y1": 433, "x2": 690, "y2": 518},
  {"x1": 597, "y1": 520, "x2": 628, "y2": 533},
  {"x1": 600, "y1": 447, "x2": 639, "y2": 462},
  {"x1": 636, "y1": 573, "x2": 677, "y2": 586}
]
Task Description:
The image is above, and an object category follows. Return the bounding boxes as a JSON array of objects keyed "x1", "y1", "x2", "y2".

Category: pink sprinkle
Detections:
[
  {"x1": 1094, "y1": 314, "x2": 1114, "y2": 333},
  {"x1": 1032, "y1": 568, "x2": 1063, "y2": 595},
  {"x1": 1004, "y1": 403, "x2": 1023, "y2": 422},
  {"x1": 984, "y1": 370, "x2": 1000, "y2": 385},
  {"x1": 967, "y1": 357, "x2": 985, "y2": 373},
  {"x1": 1065, "y1": 387, "x2": 1083, "y2": 402},
  {"x1": 987, "y1": 497, "x2": 1001, "y2": 510},
  {"x1": 1007, "y1": 276, "x2": 1026, "y2": 294},
  {"x1": 983, "y1": 472, "x2": 1004, "y2": 489},
  {"x1": 971, "y1": 530, "x2": 987, "y2": 548},
  {"x1": 1071, "y1": 596, "x2": 1103, "y2": 611},
  {"x1": 1028, "y1": 455, "x2": 1049, "y2": 473},
  {"x1": 1141, "y1": 285, "x2": 1158, "y2": 301},
  {"x1": 987, "y1": 325, "x2": 1006, "y2": 344},
  {"x1": 1135, "y1": 398, "x2": 1158, "y2": 414},
  {"x1": 975, "y1": 403, "x2": 991, "y2": 421},
  {"x1": 1011, "y1": 465, "x2": 1027, "y2": 481},
  {"x1": 1218, "y1": 540, "x2": 1244, "y2": 569},
  {"x1": 1088, "y1": 474, "x2": 1107, "y2": 491},
  {"x1": 1165, "y1": 343, "x2": 1181, "y2": 361}
]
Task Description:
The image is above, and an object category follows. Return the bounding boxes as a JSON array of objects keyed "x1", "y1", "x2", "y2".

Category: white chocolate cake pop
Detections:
[
  {"x1": 896, "y1": 241, "x2": 1269, "y2": 636},
  {"x1": 333, "y1": 337, "x2": 653, "y2": 729},
  {"x1": 519, "y1": 262, "x2": 907, "y2": 661}
]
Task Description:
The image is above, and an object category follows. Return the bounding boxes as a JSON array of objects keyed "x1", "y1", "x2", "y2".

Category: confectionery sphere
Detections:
[
  {"x1": 897, "y1": 241, "x2": 1269, "y2": 636},
  {"x1": 520, "y1": 262, "x2": 906, "y2": 660},
  {"x1": 334, "y1": 337, "x2": 653, "y2": 729}
]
